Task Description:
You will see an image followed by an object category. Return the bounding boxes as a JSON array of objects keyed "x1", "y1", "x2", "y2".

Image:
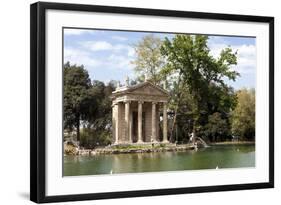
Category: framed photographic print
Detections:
[{"x1": 30, "y1": 1, "x2": 274, "y2": 203}]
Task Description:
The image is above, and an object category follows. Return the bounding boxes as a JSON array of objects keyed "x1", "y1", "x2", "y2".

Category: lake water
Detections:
[{"x1": 64, "y1": 144, "x2": 255, "y2": 176}]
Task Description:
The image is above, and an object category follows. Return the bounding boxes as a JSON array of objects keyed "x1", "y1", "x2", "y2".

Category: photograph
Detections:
[
  {"x1": 30, "y1": 2, "x2": 274, "y2": 202},
  {"x1": 63, "y1": 28, "x2": 256, "y2": 176}
]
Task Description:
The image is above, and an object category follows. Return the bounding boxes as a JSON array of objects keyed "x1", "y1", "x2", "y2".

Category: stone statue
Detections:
[{"x1": 125, "y1": 76, "x2": 129, "y2": 86}]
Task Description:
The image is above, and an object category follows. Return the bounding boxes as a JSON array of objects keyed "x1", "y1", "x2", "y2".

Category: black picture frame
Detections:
[{"x1": 30, "y1": 1, "x2": 274, "y2": 203}]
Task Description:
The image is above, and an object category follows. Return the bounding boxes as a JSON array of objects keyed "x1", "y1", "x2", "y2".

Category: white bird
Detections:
[
  {"x1": 216, "y1": 166, "x2": 219, "y2": 170},
  {"x1": 110, "y1": 169, "x2": 113, "y2": 174}
]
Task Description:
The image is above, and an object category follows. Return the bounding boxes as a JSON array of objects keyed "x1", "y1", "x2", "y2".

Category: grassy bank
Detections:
[{"x1": 209, "y1": 141, "x2": 255, "y2": 145}]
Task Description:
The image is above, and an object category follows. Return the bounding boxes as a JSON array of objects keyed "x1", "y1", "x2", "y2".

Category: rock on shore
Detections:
[{"x1": 64, "y1": 143, "x2": 196, "y2": 156}]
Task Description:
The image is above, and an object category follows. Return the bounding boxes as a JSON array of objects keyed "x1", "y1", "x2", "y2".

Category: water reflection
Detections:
[{"x1": 64, "y1": 144, "x2": 255, "y2": 176}]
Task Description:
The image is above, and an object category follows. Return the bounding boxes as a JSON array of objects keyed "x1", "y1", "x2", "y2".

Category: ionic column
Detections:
[
  {"x1": 151, "y1": 102, "x2": 157, "y2": 142},
  {"x1": 163, "y1": 102, "x2": 168, "y2": 143},
  {"x1": 114, "y1": 103, "x2": 119, "y2": 144},
  {"x1": 129, "y1": 112, "x2": 133, "y2": 143},
  {"x1": 137, "y1": 101, "x2": 143, "y2": 143},
  {"x1": 124, "y1": 101, "x2": 131, "y2": 143}
]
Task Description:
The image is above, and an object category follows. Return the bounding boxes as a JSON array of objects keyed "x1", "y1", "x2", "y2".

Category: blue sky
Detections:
[{"x1": 64, "y1": 28, "x2": 256, "y2": 90}]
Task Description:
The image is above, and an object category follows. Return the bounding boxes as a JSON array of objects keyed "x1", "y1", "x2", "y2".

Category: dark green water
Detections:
[{"x1": 64, "y1": 144, "x2": 255, "y2": 176}]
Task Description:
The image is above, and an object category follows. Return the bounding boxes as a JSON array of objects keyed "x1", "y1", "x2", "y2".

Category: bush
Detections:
[
  {"x1": 80, "y1": 128, "x2": 112, "y2": 148},
  {"x1": 64, "y1": 143, "x2": 78, "y2": 155}
]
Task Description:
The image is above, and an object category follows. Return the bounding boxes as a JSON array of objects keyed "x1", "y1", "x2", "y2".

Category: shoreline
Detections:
[
  {"x1": 64, "y1": 141, "x2": 255, "y2": 156},
  {"x1": 65, "y1": 143, "x2": 196, "y2": 156},
  {"x1": 209, "y1": 141, "x2": 255, "y2": 145}
]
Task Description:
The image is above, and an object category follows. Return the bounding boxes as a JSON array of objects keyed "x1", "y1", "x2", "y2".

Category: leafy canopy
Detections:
[
  {"x1": 160, "y1": 34, "x2": 239, "y2": 140},
  {"x1": 231, "y1": 88, "x2": 255, "y2": 140},
  {"x1": 131, "y1": 34, "x2": 165, "y2": 85}
]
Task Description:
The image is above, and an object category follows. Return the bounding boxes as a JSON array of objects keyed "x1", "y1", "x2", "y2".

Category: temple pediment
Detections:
[
  {"x1": 128, "y1": 82, "x2": 169, "y2": 96},
  {"x1": 112, "y1": 81, "x2": 169, "y2": 97}
]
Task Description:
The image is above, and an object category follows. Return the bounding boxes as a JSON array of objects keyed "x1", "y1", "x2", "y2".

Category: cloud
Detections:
[
  {"x1": 82, "y1": 41, "x2": 113, "y2": 51},
  {"x1": 64, "y1": 47, "x2": 100, "y2": 68},
  {"x1": 64, "y1": 44, "x2": 136, "y2": 83},
  {"x1": 80, "y1": 41, "x2": 135, "y2": 57},
  {"x1": 127, "y1": 47, "x2": 135, "y2": 57},
  {"x1": 64, "y1": 45, "x2": 134, "y2": 71},
  {"x1": 208, "y1": 42, "x2": 256, "y2": 74},
  {"x1": 64, "y1": 29, "x2": 96, "y2": 36},
  {"x1": 112, "y1": 36, "x2": 128, "y2": 41},
  {"x1": 107, "y1": 54, "x2": 134, "y2": 70}
]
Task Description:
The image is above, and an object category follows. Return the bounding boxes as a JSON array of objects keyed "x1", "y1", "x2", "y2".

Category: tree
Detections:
[
  {"x1": 168, "y1": 81, "x2": 196, "y2": 142},
  {"x1": 80, "y1": 81, "x2": 116, "y2": 148},
  {"x1": 88, "y1": 80, "x2": 114, "y2": 129},
  {"x1": 207, "y1": 83, "x2": 237, "y2": 116},
  {"x1": 63, "y1": 61, "x2": 116, "y2": 147},
  {"x1": 63, "y1": 62, "x2": 92, "y2": 142},
  {"x1": 131, "y1": 34, "x2": 165, "y2": 85},
  {"x1": 204, "y1": 112, "x2": 229, "y2": 142},
  {"x1": 161, "y1": 34, "x2": 239, "y2": 140},
  {"x1": 231, "y1": 88, "x2": 255, "y2": 140}
]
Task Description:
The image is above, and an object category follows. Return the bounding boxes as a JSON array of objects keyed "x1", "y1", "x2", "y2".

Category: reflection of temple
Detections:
[{"x1": 111, "y1": 79, "x2": 169, "y2": 144}]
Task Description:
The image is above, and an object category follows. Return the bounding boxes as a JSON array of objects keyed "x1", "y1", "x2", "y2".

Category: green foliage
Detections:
[
  {"x1": 80, "y1": 128, "x2": 112, "y2": 148},
  {"x1": 231, "y1": 89, "x2": 255, "y2": 140},
  {"x1": 64, "y1": 62, "x2": 115, "y2": 146},
  {"x1": 160, "y1": 34, "x2": 239, "y2": 141},
  {"x1": 203, "y1": 112, "x2": 230, "y2": 142},
  {"x1": 161, "y1": 35, "x2": 239, "y2": 98},
  {"x1": 90, "y1": 80, "x2": 114, "y2": 128},
  {"x1": 63, "y1": 62, "x2": 92, "y2": 141},
  {"x1": 131, "y1": 34, "x2": 165, "y2": 85}
]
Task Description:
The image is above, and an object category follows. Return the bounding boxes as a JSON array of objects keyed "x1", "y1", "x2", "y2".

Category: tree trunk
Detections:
[
  {"x1": 192, "y1": 121, "x2": 197, "y2": 144},
  {"x1": 170, "y1": 109, "x2": 177, "y2": 142},
  {"x1": 191, "y1": 95, "x2": 200, "y2": 144},
  {"x1": 170, "y1": 77, "x2": 183, "y2": 142},
  {"x1": 76, "y1": 115, "x2": 80, "y2": 142},
  {"x1": 212, "y1": 135, "x2": 216, "y2": 142}
]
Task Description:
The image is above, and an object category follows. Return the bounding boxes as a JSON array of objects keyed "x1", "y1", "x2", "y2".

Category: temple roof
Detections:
[{"x1": 111, "y1": 81, "x2": 169, "y2": 99}]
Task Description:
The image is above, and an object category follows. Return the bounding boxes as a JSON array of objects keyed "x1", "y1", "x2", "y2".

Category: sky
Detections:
[{"x1": 64, "y1": 28, "x2": 256, "y2": 90}]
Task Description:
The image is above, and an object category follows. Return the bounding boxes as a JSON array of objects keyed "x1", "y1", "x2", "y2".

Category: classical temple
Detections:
[{"x1": 111, "y1": 79, "x2": 169, "y2": 144}]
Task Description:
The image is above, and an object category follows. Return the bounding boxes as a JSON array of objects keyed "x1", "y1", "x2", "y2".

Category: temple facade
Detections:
[{"x1": 111, "y1": 80, "x2": 169, "y2": 144}]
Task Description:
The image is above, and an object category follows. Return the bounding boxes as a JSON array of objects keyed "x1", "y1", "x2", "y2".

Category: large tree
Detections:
[
  {"x1": 161, "y1": 34, "x2": 239, "y2": 140},
  {"x1": 79, "y1": 80, "x2": 116, "y2": 148},
  {"x1": 63, "y1": 62, "x2": 92, "y2": 142},
  {"x1": 131, "y1": 34, "x2": 165, "y2": 85},
  {"x1": 231, "y1": 88, "x2": 255, "y2": 140}
]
